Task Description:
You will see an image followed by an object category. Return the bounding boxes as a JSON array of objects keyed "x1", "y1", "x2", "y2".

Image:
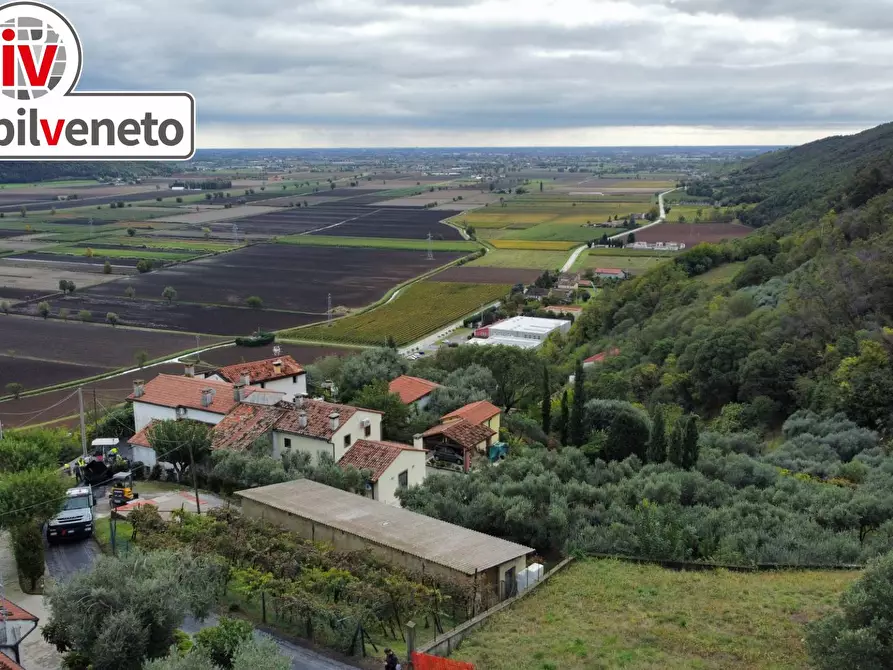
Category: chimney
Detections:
[
  {"x1": 413, "y1": 433, "x2": 424, "y2": 450},
  {"x1": 241, "y1": 370, "x2": 250, "y2": 386},
  {"x1": 233, "y1": 380, "x2": 245, "y2": 402},
  {"x1": 294, "y1": 393, "x2": 306, "y2": 408},
  {"x1": 132, "y1": 380, "x2": 145, "y2": 398},
  {"x1": 184, "y1": 361, "x2": 195, "y2": 378},
  {"x1": 299, "y1": 411, "x2": 308, "y2": 429},
  {"x1": 201, "y1": 387, "x2": 214, "y2": 408},
  {"x1": 272, "y1": 359, "x2": 283, "y2": 375},
  {"x1": 329, "y1": 411, "x2": 340, "y2": 432}
]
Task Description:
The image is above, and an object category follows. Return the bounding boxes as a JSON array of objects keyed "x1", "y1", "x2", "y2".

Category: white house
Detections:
[
  {"x1": 388, "y1": 375, "x2": 441, "y2": 411},
  {"x1": 337, "y1": 439, "x2": 427, "y2": 505},
  {"x1": 210, "y1": 394, "x2": 382, "y2": 465},
  {"x1": 200, "y1": 355, "x2": 307, "y2": 397},
  {"x1": 128, "y1": 375, "x2": 250, "y2": 433}
]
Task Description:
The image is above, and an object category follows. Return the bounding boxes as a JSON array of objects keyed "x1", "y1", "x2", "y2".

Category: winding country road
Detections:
[{"x1": 561, "y1": 188, "x2": 678, "y2": 272}]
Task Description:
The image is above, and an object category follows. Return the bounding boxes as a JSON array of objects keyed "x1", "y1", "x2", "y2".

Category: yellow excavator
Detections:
[{"x1": 108, "y1": 471, "x2": 139, "y2": 508}]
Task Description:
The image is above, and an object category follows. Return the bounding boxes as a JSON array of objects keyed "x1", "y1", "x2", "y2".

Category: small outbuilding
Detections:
[{"x1": 236, "y1": 479, "x2": 534, "y2": 602}]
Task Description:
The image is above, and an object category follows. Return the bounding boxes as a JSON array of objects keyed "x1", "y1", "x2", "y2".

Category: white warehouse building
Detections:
[{"x1": 471, "y1": 316, "x2": 572, "y2": 349}]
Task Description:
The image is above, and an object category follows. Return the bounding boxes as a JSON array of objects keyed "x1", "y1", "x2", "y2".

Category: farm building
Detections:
[
  {"x1": 414, "y1": 400, "x2": 502, "y2": 473},
  {"x1": 470, "y1": 316, "x2": 571, "y2": 349},
  {"x1": 210, "y1": 394, "x2": 382, "y2": 463},
  {"x1": 583, "y1": 347, "x2": 621, "y2": 367},
  {"x1": 593, "y1": 268, "x2": 628, "y2": 280},
  {"x1": 236, "y1": 479, "x2": 534, "y2": 600},
  {"x1": 388, "y1": 375, "x2": 441, "y2": 410},
  {"x1": 128, "y1": 375, "x2": 253, "y2": 432},
  {"x1": 200, "y1": 355, "x2": 307, "y2": 397},
  {"x1": 442, "y1": 400, "x2": 501, "y2": 434},
  {"x1": 337, "y1": 439, "x2": 426, "y2": 505},
  {"x1": 556, "y1": 272, "x2": 581, "y2": 290}
]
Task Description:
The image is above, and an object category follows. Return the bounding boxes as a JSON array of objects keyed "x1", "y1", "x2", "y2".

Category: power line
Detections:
[{"x1": 0, "y1": 388, "x2": 80, "y2": 418}]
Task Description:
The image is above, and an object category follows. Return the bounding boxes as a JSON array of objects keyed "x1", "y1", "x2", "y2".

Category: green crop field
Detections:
[
  {"x1": 469, "y1": 249, "x2": 571, "y2": 270},
  {"x1": 100, "y1": 236, "x2": 241, "y2": 252},
  {"x1": 666, "y1": 204, "x2": 744, "y2": 223},
  {"x1": 0, "y1": 179, "x2": 100, "y2": 188},
  {"x1": 696, "y1": 261, "x2": 745, "y2": 285},
  {"x1": 455, "y1": 559, "x2": 857, "y2": 670},
  {"x1": 276, "y1": 235, "x2": 479, "y2": 252},
  {"x1": 573, "y1": 252, "x2": 673, "y2": 272},
  {"x1": 283, "y1": 281, "x2": 508, "y2": 346},
  {"x1": 48, "y1": 245, "x2": 197, "y2": 262},
  {"x1": 499, "y1": 222, "x2": 630, "y2": 243},
  {"x1": 454, "y1": 200, "x2": 650, "y2": 229}
]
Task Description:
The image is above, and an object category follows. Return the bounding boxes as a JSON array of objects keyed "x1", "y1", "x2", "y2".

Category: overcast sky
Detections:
[{"x1": 52, "y1": 0, "x2": 891, "y2": 148}]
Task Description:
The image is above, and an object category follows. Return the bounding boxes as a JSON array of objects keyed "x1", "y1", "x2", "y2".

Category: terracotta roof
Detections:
[
  {"x1": 129, "y1": 422, "x2": 158, "y2": 448},
  {"x1": 128, "y1": 375, "x2": 256, "y2": 415},
  {"x1": 337, "y1": 439, "x2": 423, "y2": 481},
  {"x1": 422, "y1": 419, "x2": 495, "y2": 449},
  {"x1": 584, "y1": 347, "x2": 621, "y2": 364},
  {"x1": 212, "y1": 403, "x2": 283, "y2": 451},
  {"x1": 215, "y1": 355, "x2": 305, "y2": 384},
  {"x1": 545, "y1": 305, "x2": 583, "y2": 314},
  {"x1": 441, "y1": 400, "x2": 501, "y2": 426},
  {"x1": 0, "y1": 598, "x2": 37, "y2": 623},
  {"x1": 0, "y1": 654, "x2": 25, "y2": 670},
  {"x1": 275, "y1": 398, "x2": 365, "y2": 441},
  {"x1": 388, "y1": 375, "x2": 441, "y2": 404}
]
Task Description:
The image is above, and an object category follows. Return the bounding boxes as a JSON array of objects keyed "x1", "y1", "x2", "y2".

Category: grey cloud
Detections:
[{"x1": 50, "y1": 0, "x2": 893, "y2": 136}]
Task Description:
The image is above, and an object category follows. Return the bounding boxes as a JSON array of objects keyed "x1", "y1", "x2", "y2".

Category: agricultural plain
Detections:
[
  {"x1": 285, "y1": 281, "x2": 508, "y2": 346},
  {"x1": 456, "y1": 559, "x2": 856, "y2": 670}
]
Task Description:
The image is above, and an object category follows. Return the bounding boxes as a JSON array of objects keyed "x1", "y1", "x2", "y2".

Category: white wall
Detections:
[
  {"x1": 264, "y1": 375, "x2": 307, "y2": 397},
  {"x1": 133, "y1": 401, "x2": 224, "y2": 432},
  {"x1": 272, "y1": 431, "x2": 334, "y2": 463},
  {"x1": 375, "y1": 449, "x2": 427, "y2": 506},
  {"x1": 331, "y1": 411, "x2": 382, "y2": 460},
  {"x1": 415, "y1": 394, "x2": 432, "y2": 411},
  {"x1": 130, "y1": 445, "x2": 157, "y2": 468}
]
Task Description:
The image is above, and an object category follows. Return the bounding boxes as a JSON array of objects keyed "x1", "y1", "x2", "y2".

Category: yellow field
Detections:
[
  {"x1": 469, "y1": 249, "x2": 571, "y2": 269},
  {"x1": 490, "y1": 239, "x2": 578, "y2": 251},
  {"x1": 457, "y1": 202, "x2": 650, "y2": 229}
]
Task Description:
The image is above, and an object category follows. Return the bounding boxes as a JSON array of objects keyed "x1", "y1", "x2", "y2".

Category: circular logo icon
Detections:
[{"x1": 0, "y1": 1, "x2": 80, "y2": 102}]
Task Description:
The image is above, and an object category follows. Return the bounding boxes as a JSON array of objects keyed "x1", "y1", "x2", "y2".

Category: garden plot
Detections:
[{"x1": 155, "y1": 205, "x2": 284, "y2": 225}]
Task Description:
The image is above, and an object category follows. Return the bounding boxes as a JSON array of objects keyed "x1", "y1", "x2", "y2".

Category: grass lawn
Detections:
[
  {"x1": 696, "y1": 262, "x2": 745, "y2": 285},
  {"x1": 573, "y1": 252, "x2": 673, "y2": 272},
  {"x1": 276, "y1": 235, "x2": 479, "y2": 252},
  {"x1": 95, "y1": 518, "x2": 134, "y2": 553},
  {"x1": 454, "y1": 559, "x2": 857, "y2": 670},
  {"x1": 469, "y1": 249, "x2": 571, "y2": 270}
]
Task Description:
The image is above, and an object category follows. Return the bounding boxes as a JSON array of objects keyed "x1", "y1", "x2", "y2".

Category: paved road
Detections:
[
  {"x1": 561, "y1": 244, "x2": 588, "y2": 272},
  {"x1": 608, "y1": 187, "x2": 677, "y2": 240}
]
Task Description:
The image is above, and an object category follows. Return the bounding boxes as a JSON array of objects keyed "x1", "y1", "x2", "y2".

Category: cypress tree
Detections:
[
  {"x1": 668, "y1": 416, "x2": 685, "y2": 467},
  {"x1": 541, "y1": 367, "x2": 551, "y2": 435},
  {"x1": 646, "y1": 407, "x2": 667, "y2": 464},
  {"x1": 681, "y1": 415, "x2": 700, "y2": 469},
  {"x1": 569, "y1": 359, "x2": 586, "y2": 446},
  {"x1": 559, "y1": 389, "x2": 570, "y2": 446}
]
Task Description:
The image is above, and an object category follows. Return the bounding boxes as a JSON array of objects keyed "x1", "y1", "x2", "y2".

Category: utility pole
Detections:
[
  {"x1": 188, "y1": 443, "x2": 201, "y2": 515},
  {"x1": 78, "y1": 386, "x2": 87, "y2": 458}
]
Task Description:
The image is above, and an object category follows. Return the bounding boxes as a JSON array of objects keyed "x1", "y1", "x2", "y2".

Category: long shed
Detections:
[{"x1": 236, "y1": 479, "x2": 534, "y2": 601}]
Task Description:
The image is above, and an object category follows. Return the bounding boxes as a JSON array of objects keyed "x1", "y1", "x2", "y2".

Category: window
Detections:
[
  {"x1": 260, "y1": 381, "x2": 265, "y2": 389},
  {"x1": 398, "y1": 470, "x2": 408, "y2": 488},
  {"x1": 292, "y1": 375, "x2": 298, "y2": 383},
  {"x1": 343, "y1": 434, "x2": 351, "y2": 447},
  {"x1": 284, "y1": 438, "x2": 292, "y2": 449},
  {"x1": 364, "y1": 423, "x2": 372, "y2": 437}
]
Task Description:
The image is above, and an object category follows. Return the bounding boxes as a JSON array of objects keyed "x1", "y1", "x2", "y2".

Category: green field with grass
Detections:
[
  {"x1": 455, "y1": 559, "x2": 857, "y2": 670},
  {"x1": 696, "y1": 262, "x2": 745, "y2": 285},
  {"x1": 0, "y1": 179, "x2": 100, "y2": 189},
  {"x1": 48, "y1": 245, "x2": 197, "y2": 262},
  {"x1": 666, "y1": 204, "x2": 744, "y2": 223},
  {"x1": 469, "y1": 249, "x2": 571, "y2": 270},
  {"x1": 276, "y1": 234, "x2": 478, "y2": 252},
  {"x1": 573, "y1": 252, "x2": 673, "y2": 272},
  {"x1": 283, "y1": 281, "x2": 507, "y2": 346},
  {"x1": 454, "y1": 201, "x2": 650, "y2": 229},
  {"x1": 499, "y1": 222, "x2": 630, "y2": 243},
  {"x1": 100, "y1": 236, "x2": 241, "y2": 252}
]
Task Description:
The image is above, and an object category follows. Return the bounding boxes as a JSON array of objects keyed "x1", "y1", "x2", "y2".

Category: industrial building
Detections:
[
  {"x1": 236, "y1": 479, "x2": 535, "y2": 600},
  {"x1": 471, "y1": 316, "x2": 572, "y2": 349}
]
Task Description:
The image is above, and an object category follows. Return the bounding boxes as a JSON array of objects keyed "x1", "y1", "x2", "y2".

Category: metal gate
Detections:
[{"x1": 411, "y1": 652, "x2": 475, "y2": 670}]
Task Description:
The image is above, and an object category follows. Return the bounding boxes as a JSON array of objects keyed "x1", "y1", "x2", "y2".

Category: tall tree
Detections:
[
  {"x1": 680, "y1": 415, "x2": 700, "y2": 469},
  {"x1": 559, "y1": 390, "x2": 570, "y2": 446},
  {"x1": 147, "y1": 420, "x2": 211, "y2": 477},
  {"x1": 668, "y1": 417, "x2": 685, "y2": 467},
  {"x1": 646, "y1": 407, "x2": 668, "y2": 464},
  {"x1": 569, "y1": 359, "x2": 586, "y2": 446},
  {"x1": 353, "y1": 380, "x2": 410, "y2": 441},
  {"x1": 540, "y1": 367, "x2": 551, "y2": 435}
]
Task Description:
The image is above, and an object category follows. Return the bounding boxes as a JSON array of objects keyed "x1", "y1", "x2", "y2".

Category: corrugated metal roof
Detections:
[{"x1": 236, "y1": 479, "x2": 533, "y2": 576}]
